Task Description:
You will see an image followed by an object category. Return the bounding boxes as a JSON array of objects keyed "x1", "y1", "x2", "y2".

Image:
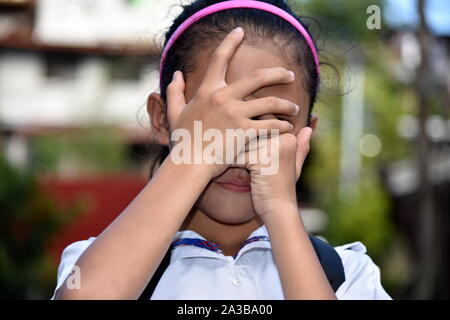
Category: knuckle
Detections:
[
  {"x1": 251, "y1": 69, "x2": 266, "y2": 82},
  {"x1": 195, "y1": 87, "x2": 208, "y2": 100},
  {"x1": 281, "y1": 133, "x2": 297, "y2": 148},
  {"x1": 166, "y1": 81, "x2": 177, "y2": 93},
  {"x1": 276, "y1": 67, "x2": 289, "y2": 77},
  {"x1": 287, "y1": 133, "x2": 297, "y2": 144},
  {"x1": 210, "y1": 90, "x2": 226, "y2": 106},
  {"x1": 264, "y1": 96, "x2": 277, "y2": 107}
]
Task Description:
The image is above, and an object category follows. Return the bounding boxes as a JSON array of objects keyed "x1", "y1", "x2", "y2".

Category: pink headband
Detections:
[{"x1": 159, "y1": 0, "x2": 320, "y2": 89}]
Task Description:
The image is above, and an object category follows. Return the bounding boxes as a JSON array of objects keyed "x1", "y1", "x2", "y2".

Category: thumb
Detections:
[
  {"x1": 166, "y1": 70, "x2": 186, "y2": 122},
  {"x1": 295, "y1": 126, "x2": 313, "y2": 178}
]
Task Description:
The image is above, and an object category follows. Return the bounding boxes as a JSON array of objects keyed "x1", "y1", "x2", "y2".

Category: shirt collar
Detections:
[{"x1": 170, "y1": 224, "x2": 271, "y2": 262}]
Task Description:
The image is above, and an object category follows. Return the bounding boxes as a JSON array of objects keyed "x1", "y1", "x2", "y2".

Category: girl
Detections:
[{"x1": 52, "y1": 0, "x2": 392, "y2": 300}]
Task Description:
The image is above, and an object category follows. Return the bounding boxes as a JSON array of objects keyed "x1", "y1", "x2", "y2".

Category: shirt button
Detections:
[{"x1": 232, "y1": 278, "x2": 242, "y2": 287}]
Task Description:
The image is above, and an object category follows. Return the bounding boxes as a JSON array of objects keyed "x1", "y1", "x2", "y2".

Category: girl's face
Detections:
[{"x1": 151, "y1": 42, "x2": 317, "y2": 225}]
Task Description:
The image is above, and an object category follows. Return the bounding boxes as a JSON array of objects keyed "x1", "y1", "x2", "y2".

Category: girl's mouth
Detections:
[{"x1": 214, "y1": 180, "x2": 251, "y2": 193}]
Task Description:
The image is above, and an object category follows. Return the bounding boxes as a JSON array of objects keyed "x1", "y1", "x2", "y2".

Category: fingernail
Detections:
[
  {"x1": 172, "y1": 71, "x2": 178, "y2": 81},
  {"x1": 233, "y1": 27, "x2": 243, "y2": 34},
  {"x1": 307, "y1": 127, "x2": 313, "y2": 138},
  {"x1": 288, "y1": 71, "x2": 295, "y2": 80},
  {"x1": 294, "y1": 104, "x2": 300, "y2": 114}
]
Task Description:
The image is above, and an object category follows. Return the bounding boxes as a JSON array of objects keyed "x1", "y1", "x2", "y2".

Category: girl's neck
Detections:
[{"x1": 179, "y1": 209, "x2": 264, "y2": 257}]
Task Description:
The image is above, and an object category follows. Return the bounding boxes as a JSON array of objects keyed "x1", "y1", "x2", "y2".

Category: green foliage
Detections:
[
  {"x1": 363, "y1": 41, "x2": 414, "y2": 162},
  {"x1": 0, "y1": 155, "x2": 82, "y2": 299},
  {"x1": 31, "y1": 126, "x2": 128, "y2": 176},
  {"x1": 293, "y1": 0, "x2": 413, "y2": 265},
  {"x1": 290, "y1": 0, "x2": 386, "y2": 41},
  {"x1": 323, "y1": 179, "x2": 394, "y2": 260}
]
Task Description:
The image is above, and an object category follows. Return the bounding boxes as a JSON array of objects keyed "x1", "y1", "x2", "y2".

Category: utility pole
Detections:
[
  {"x1": 339, "y1": 53, "x2": 365, "y2": 199},
  {"x1": 414, "y1": 0, "x2": 437, "y2": 299}
]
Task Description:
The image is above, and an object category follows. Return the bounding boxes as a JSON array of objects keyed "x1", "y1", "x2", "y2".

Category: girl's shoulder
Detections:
[
  {"x1": 333, "y1": 240, "x2": 372, "y2": 271},
  {"x1": 331, "y1": 240, "x2": 392, "y2": 300},
  {"x1": 59, "y1": 237, "x2": 97, "y2": 263},
  {"x1": 333, "y1": 240, "x2": 373, "y2": 275},
  {"x1": 333, "y1": 241, "x2": 367, "y2": 255},
  {"x1": 51, "y1": 237, "x2": 97, "y2": 299}
]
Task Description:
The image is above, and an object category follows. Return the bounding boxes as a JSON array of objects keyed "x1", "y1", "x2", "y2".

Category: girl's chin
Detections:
[
  {"x1": 199, "y1": 199, "x2": 256, "y2": 224},
  {"x1": 207, "y1": 213, "x2": 257, "y2": 225},
  {"x1": 197, "y1": 183, "x2": 256, "y2": 223}
]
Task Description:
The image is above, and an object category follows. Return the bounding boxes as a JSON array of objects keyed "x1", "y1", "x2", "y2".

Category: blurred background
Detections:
[{"x1": 0, "y1": 0, "x2": 448, "y2": 299}]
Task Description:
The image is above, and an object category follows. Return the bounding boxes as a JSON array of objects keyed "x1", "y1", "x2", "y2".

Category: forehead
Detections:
[
  {"x1": 225, "y1": 44, "x2": 291, "y2": 82},
  {"x1": 187, "y1": 43, "x2": 306, "y2": 103}
]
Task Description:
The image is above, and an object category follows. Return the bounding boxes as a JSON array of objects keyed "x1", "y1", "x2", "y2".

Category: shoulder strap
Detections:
[
  {"x1": 138, "y1": 236, "x2": 345, "y2": 299},
  {"x1": 308, "y1": 235, "x2": 346, "y2": 292},
  {"x1": 138, "y1": 245, "x2": 173, "y2": 300}
]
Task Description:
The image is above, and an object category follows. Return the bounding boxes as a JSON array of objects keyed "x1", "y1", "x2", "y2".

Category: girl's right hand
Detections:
[{"x1": 166, "y1": 26, "x2": 300, "y2": 178}]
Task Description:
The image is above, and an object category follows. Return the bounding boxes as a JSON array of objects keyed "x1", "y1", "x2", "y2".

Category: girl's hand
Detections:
[
  {"x1": 165, "y1": 27, "x2": 299, "y2": 178},
  {"x1": 238, "y1": 127, "x2": 313, "y2": 220}
]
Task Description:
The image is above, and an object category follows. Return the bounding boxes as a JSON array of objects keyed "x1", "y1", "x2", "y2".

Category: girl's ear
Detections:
[{"x1": 147, "y1": 92, "x2": 170, "y2": 146}]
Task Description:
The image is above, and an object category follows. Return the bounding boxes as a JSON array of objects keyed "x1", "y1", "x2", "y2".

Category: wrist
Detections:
[
  {"x1": 260, "y1": 201, "x2": 305, "y2": 227},
  {"x1": 155, "y1": 150, "x2": 215, "y2": 187},
  {"x1": 170, "y1": 154, "x2": 215, "y2": 180}
]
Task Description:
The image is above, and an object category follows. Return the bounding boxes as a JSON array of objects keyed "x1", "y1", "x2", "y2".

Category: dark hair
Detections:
[{"x1": 150, "y1": 0, "x2": 321, "y2": 177}]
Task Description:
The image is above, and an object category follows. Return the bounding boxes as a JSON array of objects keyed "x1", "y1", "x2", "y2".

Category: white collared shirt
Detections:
[{"x1": 51, "y1": 224, "x2": 392, "y2": 300}]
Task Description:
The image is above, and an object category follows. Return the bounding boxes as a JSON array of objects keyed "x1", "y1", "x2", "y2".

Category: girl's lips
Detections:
[{"x1": 215, "y1": 180, "x2": 251, "y2": 193}]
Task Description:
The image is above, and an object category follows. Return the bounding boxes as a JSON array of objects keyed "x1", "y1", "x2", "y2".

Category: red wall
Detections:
[{"x1": 39, "y1": 174, "x2": 147, "y2": 262}]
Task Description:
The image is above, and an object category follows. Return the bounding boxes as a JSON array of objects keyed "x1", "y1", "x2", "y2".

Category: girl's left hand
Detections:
[{"x1": 237, "y1": 126, "x2": 313, "y2": 221}]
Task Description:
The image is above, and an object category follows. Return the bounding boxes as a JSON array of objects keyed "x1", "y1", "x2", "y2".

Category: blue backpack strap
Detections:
[
  {"x1": 138, "y1": 236, "x2": 345, "y2": 299},
  {"x1": 138, "y1": 245, "x2": 173, "y2": 300},
  {"x1": 308, "y1": 235, "x2": 346, "y2": 292}
]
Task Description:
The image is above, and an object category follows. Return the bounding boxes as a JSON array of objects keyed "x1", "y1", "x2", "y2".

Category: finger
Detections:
[
  {"x1": 201, "y1": 27, "x2": 245, "y2": 87},
  {"x1": 233, "y1": 146, "x2": 260, "y2": 167},
  {"x1": 295, "y1": 126, "x2": 313, "y2": 178},
  {"x1": 225, "y1": 67, "x2": 295, "y2": 100},
  {"x1": 246, "y1": 118, "x2": 294, "y2": 134},
  {"x1": 233, "y1": 134, "x2": 275, "y2": 168},
  {"x1": 242, "y1": 96, "x2": 299, "y2": 118},
  {"x1": 166, "y1": 70, "x2": 186, "y2": 121}
]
